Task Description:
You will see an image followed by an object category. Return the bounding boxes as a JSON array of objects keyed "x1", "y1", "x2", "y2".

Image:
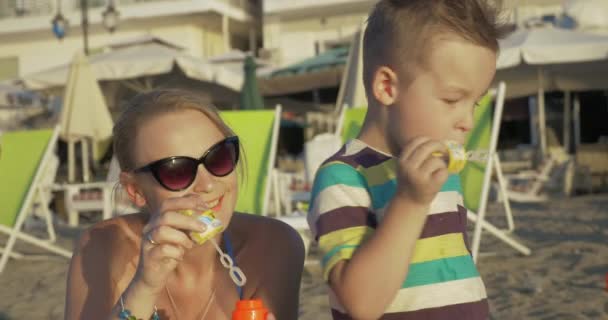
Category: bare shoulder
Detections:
[
  {"x1": 66, "y1": 214, "x2": 149, "y2": 319},
  {"x1": 73, "y1": 214, "x2": 146, "y2": 282},
  {"x1": 76, "y1": 214, "x2": 145, "y2": 254}
]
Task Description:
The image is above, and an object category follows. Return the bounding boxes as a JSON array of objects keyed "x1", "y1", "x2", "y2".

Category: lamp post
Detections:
[
  {"x1": 51, "y1": 0, "x2": 120, "y2": 54},
  {"x1": 81, "y1": 0, "x2": 89, "y2": 55},
  {"x1": 102, "y1": 1, "x2": 120, "y2": 33}
]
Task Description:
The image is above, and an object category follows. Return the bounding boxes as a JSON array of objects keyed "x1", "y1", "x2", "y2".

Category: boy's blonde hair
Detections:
[{"x1": 362, "y1": 0, "x2": 510, "y2": 95}]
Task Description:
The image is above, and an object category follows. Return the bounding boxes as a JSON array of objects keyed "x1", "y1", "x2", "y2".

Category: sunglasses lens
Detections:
[
  {"x1": 155, "y1": 158, "x2": 198, "y2": 191},
  {"x1": 204, "y1": 139, "x2": 238, "y2": 177}
]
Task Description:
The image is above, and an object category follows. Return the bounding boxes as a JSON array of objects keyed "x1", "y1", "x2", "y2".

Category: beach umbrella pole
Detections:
[
  {"x1": 574, "y1": 94, "x2": 581, "y2": 150},
  {"x1": 564, "y1": 91, "x2": 572, "y2": 153},
  {"x1": 68, "y1": 138, "x2": 75, "y2": 183},
  {"x1": 537, "y1": 68, "x2": 548, "y2": 158},
  {"x1": 81, "y1": 138, "x2": 90, "y2": 183}
]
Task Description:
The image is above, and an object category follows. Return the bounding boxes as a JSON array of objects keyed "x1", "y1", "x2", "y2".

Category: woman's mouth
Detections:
[{"x1": 205, "y1": 196, "x2": 223, "y2": 211}]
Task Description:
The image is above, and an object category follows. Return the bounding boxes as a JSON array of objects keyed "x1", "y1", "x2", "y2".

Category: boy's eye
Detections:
[
  {"x1": 443, "y1": 98, "x2": 459, "y2": 104},
  {"x1": 474, "y1": 101, "x2": 481, "y2": 108}
]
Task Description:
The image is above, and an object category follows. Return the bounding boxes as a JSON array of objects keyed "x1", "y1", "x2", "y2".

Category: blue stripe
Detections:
[
  {"x1": 442, "y1": 175, "x2": 463, "y2": 193},
  {"x1": 321, "y1": 244, "x2": 359, "y2": 268},
  {"x1": 369, "y1": 179, "x2": 397, "y2": 210},
  {"x1": 368, "y1": 175, "x2": 463, "y2": 210},
  {"x1": 402, "y1": 254, "x2": 479, "y2": 288},
  {"x1": 310, "y1": 163, "x2": 368, "y2": 205}
]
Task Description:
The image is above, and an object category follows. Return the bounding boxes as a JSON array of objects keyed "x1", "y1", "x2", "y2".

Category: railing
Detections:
[
  {"x1": 0, "y1": 0, "x2": 258, "y2": 19},
  {"x1": 264, "y1": 0, "x2": 370, "y2": 13},
  {"x1": 0, "y1": 0, "x2": 53, "y2": 18}
]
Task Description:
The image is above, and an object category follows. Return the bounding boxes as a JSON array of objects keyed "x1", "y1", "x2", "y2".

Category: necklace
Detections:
[
  {"x1": 165, "y1": 284, "x2": 216, "y2": 320},
  {"x1": 165, "y1": 249, "x2": 218, "y2": 320}
]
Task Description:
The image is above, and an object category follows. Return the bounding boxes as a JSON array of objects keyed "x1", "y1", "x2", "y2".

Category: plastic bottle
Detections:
[
  {"x1": 179, "y1": 209, "x2": 224, "y2": 245},
  {"x1": 432, "y1": 141, "x2": 467, "y2": 174},
  {"x1": 232, "y1": 299, "x2": 269, "y2": 320}
]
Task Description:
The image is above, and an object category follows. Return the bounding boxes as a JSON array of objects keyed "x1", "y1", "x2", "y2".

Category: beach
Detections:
[{"x1": 1, "y1": 194, "x2": 607, "y2": 319}]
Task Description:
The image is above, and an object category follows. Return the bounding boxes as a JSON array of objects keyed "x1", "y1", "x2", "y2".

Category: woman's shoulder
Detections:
[
  {"x1": 74, "y1": 213, "x2": 146, "y2": 261},
  {"x1": 80, "y1": 213, "x2": 147, "y2": 245}
]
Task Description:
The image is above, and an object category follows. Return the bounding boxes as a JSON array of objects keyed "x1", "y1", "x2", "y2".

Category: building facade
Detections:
[{"x1": 0, "y1": 0, "x2": 261, "y2": 80}]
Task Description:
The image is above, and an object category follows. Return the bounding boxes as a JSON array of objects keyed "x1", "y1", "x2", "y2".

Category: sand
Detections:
[{"x1": 1, "y1": 194, "x2": 607, "y2": 319}]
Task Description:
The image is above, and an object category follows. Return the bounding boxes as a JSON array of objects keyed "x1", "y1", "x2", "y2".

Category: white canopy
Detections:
[
  {"x1": 21, "y1": 42, "x2": 243, "y2": 92},
  {"x1": 496, "y1": 27, "x2": 608, "y2": 99},
  {"x1": 497, "y1": 27, "x2": 608, "y2": 70},
  {"x1": 496, "y1": 26, "x2": 608, "y2": 156},
  {"x1": 563, "y1": 0, "x2": 608, "y2": 30}
]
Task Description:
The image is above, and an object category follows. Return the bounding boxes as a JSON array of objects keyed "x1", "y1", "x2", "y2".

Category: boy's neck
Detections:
[{"x1": 357, "y1": 104, "x2": 400, "y2": 157}]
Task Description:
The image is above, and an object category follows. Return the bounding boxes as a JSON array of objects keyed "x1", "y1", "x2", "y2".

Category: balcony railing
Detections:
[{"x1": 0, "y1": 0, "x2": 258, "y2": 20}]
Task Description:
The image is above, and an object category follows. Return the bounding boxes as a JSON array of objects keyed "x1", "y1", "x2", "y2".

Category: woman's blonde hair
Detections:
[{"x1": 112, "y1": 88, "x2": 246, "y2": 179}]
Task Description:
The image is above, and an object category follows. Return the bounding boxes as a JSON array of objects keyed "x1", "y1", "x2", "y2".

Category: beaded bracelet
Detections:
[{"x1": 119, "y1": 295, "x2": 160, "y2": 320}]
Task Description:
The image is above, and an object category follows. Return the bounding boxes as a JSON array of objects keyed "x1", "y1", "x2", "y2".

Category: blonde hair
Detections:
[
  {"x1": 363, "y1": 0, "x2": 510, "y2": 94},
  {"x1": 112, "y1": 88, "x2": 245, "y2": 178}
]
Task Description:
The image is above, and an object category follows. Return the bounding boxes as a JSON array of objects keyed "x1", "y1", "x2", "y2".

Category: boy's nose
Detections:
[{"x1": 457, "y1": 110, "x2": 474, "y2": 133}]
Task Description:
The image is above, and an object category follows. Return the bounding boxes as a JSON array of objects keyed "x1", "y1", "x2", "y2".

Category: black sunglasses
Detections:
[{"x1": 134, "y1": 136, "x2": 240, "y2": 191}]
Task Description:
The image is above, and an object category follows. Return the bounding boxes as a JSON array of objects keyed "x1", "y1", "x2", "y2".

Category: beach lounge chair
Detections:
[
  {"x1": 220, "y1": 106, "x2": 281, "y2": 216},
  {"x1": 0, "y1": 126, "x2": 72, "y2": 274},
  {"x1": 502, "y1": 128, "x2": 574, "y2": 203},
  {"x1": 55, "y1": 156, "x2": 136, "y2": 227},
  {"x1": 464, "y1": 82, "x2": 531, "y2": 261}
]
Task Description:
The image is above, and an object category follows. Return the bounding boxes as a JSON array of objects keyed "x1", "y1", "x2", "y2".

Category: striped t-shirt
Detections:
[{"x1": 307, "y1": 139, "x2": 489, "y2": 319}]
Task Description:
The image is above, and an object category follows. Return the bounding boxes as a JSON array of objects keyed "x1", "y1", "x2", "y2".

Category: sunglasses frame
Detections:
[{"x1": 133, "y1": 136, "x2": 240, "y2": 191}]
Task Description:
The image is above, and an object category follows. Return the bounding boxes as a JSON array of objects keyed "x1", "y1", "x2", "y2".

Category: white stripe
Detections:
[
  {"x1": 375, "y1": 191, "x2": 463, "y2": 222},
  {"x1": 307, "y1": 184, "x2": 371, "y2": 236},
  {"x1": 429, "y1": 191, "x2": 463, "y2": 214},
  {"x1": 327, "y1": 277, "x2": 487, "y2": 313},
  {"x1": 386, "y1": 277, "x2": 487, "y2": 313},
  {"x1": 343, "y1": 139, "x2": 367, "y2": 157}
]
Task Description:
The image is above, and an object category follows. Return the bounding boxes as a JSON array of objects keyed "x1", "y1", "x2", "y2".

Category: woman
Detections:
[{"x1": 65, "y1": 89, "x2": 305, "y2": 320}]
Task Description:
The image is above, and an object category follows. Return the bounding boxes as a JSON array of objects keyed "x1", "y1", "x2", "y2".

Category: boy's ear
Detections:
[
  {"x1": 372, "y1": 66, "x2": 399, "y2": 106},
  {"x1": 120, "y1": 172, "x2": 147, "y2": 208}
]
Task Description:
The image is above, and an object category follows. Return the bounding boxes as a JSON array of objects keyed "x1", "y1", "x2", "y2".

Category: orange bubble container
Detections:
[{"x1": 232, "y1": 299, "x2": 268, "y2": 320}]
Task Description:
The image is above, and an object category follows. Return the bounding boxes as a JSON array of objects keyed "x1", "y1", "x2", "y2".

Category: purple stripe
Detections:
[
  {"x1": 332, "y1": 298, "x2": 489, "y2": 320},
  {"x1": 352, "y1": 148, "x2": 391, "y2": 168},
  {"x1": 315, "y1": 206, "x2": 377, "y2": 239},
  {"x1": 419, "y1": 208, "x2": 467, "y2": 239},
  {"x1": 323, "y1": 144, "x2": 391, "y2": 169},
  {"x1": 458, "y1": 205, "x2": 473, "y2": 254}
]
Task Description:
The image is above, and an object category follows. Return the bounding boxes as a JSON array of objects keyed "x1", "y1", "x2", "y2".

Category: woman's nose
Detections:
[{"x1": 192, "y1": 165, "x2": 214, "y2": 193}]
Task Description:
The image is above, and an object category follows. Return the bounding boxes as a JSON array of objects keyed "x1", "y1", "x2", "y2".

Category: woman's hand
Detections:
[{"x1": 133, "y1": 195, "x2": 209, "y2": 293}]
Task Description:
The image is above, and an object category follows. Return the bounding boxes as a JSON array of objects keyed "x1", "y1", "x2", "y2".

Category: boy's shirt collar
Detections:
[{"x1": 347, "y1": 138, "x2": 393, "y2": 158}]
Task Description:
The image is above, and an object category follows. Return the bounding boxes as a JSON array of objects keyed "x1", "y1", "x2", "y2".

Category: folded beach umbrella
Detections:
[
  {"x1": 60, "y1": 52, "x2": 114, "y2": 182},
  {"x1": 239, "y1": 55, "x2": 265, "y2": 110}
]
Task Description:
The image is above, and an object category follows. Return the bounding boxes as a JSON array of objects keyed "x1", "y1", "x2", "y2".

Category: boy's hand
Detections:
[{"x1": 395, "y1": 137, "x2": 449, "y2": 206}]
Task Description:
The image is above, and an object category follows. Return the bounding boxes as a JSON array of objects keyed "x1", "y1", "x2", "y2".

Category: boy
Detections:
[{"x1": 307, "y1": 0, "x2": 510, "y2": 319}]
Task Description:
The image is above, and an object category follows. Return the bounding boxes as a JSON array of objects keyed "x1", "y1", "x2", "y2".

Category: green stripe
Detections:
[
  {"x1": 321, "y1": 244, "x2": 359, "y2": 268},
  {"x1": 310, "y1": 163, "x2": 368, "y2": 205},
  {"x1": 402, "y1": 255, "x2": 479, "y2": 288}
]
